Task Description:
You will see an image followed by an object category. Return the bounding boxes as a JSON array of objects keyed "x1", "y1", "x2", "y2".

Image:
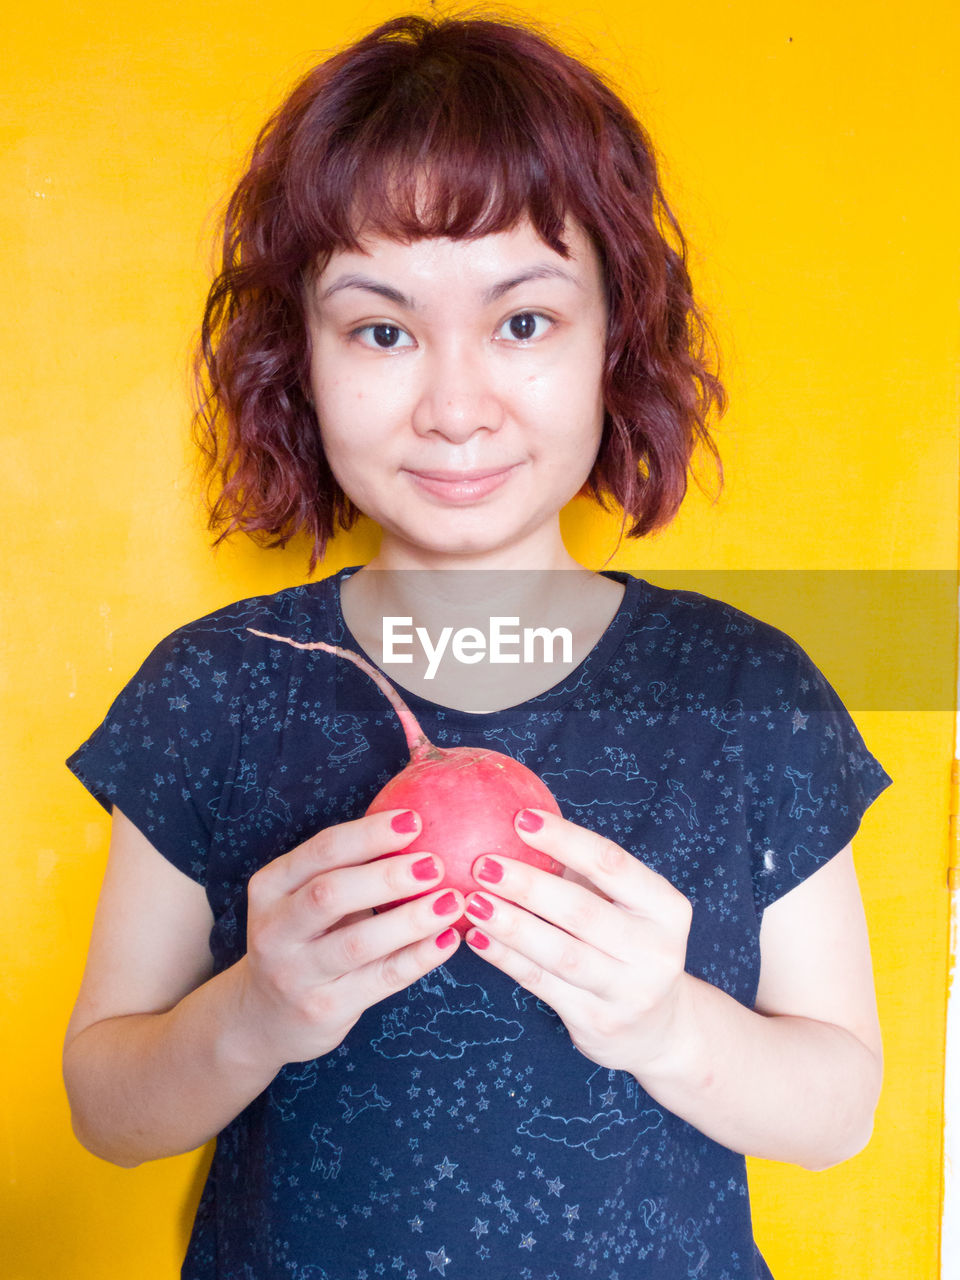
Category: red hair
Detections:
[{"x1": 195, "y1": 13, "x2": 724, "y2": 567}]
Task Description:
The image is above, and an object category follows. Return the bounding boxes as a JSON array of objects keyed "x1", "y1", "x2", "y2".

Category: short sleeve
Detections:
[
  {"x1": 66, "y1": 628, "x2": 239, "y2": 886},
  {"x1": 749, "y1": 634, "x2": 892, "y2": 912}
]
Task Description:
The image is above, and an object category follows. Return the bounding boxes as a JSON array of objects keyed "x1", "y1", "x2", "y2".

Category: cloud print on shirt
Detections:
[
  {"x1": 541, "y1": 747, "x2": 657, "y2": 808},
  {"x1": 372, "y1": 969, "x2": 524, "y2": 1060},
  {"x1": 373, "y1": 1006, "x2": 524, "y2": 1059},
  {"x1": 519, "y1": 1108, "x2": 663, "y2": 1160}
]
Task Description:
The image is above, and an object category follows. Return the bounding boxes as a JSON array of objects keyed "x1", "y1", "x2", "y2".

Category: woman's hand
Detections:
[
  {"x1": 237, "y1": 809, "x2": 463, "y2": 1068},
  {"x1": 462, "y1": 808, "x2": 693, "y2": 1078},
  {"x1": 461, "y1": 814, "x2": 884, "y2": 1170}
]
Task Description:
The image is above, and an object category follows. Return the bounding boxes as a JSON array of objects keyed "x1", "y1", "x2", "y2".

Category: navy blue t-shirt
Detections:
[{"x1": 67, "y1": 568, "x2": 891, "y2": 1280}]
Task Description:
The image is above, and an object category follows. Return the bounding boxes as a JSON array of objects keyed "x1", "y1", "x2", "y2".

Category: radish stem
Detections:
[{"x1": 247, "y1": 629, "x2": 432, "y2": 759}]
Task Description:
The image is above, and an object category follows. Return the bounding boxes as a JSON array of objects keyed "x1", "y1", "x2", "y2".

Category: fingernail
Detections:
[
  {"x1": 433, "y1": 891, "x2": 459, "y2": 916},
  {"x1": 436, "y1": 928, "x2": 458, "y2": 948},
  {"x1": 467, "y1": 928, "x2": 490, "y2": 950},
  {"x1": 412, "y1": 856, "x2": 439, "y2": 881},
  {"x1": 515, "y1": 809, "x2": 544, "y2": 832},
  {"x1": 391, "y1": 810, "x2": 419, "y2": 833},
  {"x1": 465, "y1": 893, "x2": 494, "y2": 921},
  {"x1": 475, "y1": 857, "x2": 503, "y2": 885}
]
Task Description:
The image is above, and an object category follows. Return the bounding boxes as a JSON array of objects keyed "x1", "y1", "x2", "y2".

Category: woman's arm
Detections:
[
  {"x1": 461, "y1": 814, "x2": 882, "y2": 1171},
  {"x1": 636, "y1": 844, "x2": 882, "y2": 1168},
  {"x1": 63, "y1": 810, "x2": 268, "y2": 1166},
  {"x1": 63, "y1": 807, "x2": 463, "y2": 1167}
]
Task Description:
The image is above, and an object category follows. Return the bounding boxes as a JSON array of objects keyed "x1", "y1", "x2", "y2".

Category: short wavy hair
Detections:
[{"x1": 195, "y1": 12, "x2": 724, "y2": 567}]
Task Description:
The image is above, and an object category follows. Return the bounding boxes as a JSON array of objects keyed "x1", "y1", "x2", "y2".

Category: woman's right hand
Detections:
[{"x1": 236, "y1": 809, "x2": 462, "y2": 1068}]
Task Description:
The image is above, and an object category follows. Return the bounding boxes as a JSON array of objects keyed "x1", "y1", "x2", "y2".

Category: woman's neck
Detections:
[{"x1": 339, "y1": 562, "x2": 626, "y2": 713}]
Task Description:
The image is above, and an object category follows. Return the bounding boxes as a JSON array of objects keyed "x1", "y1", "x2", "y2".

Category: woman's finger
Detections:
[
  {"x1": 511, "y1": 809, "x2": 690, "y2": 920},
  {"x1": 313, "y1": 885, "x2": 466, "y2": 981},
  {"x1": 331, "y1": 908, "x2": 464, "y2": 1017},
  {"x1": 249, "y1": 809, "x2": 422, "y2": 904},
  {"x1": 470, "y1": 851, "x2": 640, "y2": 960},
  {"x1": 286, "y1": 850, "x2": 446, "y2": 940},
  {"x1": 462, "y1": 890, "x2": 623, "y2": 998},
  {"x1": 461, "y1": 919, "x2": 601, "y2": 1023}
]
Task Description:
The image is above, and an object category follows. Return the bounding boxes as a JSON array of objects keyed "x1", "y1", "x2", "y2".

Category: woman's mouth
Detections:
[{"x1": 404, "y1": 465, "x2": 519, "y2": 503}]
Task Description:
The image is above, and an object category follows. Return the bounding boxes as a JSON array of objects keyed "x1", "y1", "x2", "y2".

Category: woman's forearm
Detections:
[
  {"x1": 636, "y1": 974, "x2": 883, "y2": 1170},
  {"x1": 62, "y1": 959, "x2": 280, "y2": 1168}
]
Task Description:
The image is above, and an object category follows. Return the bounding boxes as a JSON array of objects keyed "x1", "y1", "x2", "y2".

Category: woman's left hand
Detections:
[{"x1": 463, "y1": 808, "x2": 694, "y2": 1077}]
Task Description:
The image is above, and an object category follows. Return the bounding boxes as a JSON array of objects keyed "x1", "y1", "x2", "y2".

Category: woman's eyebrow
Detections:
[
  {"x1": 318, "y1": 264, "x2": 581, "y2": 309},
  {"x1": 483, "y1": 264, "x2": 581, "y2": 303},
  {"x1": 318, "y1": 274, "x2": 412, "y2": 307}
]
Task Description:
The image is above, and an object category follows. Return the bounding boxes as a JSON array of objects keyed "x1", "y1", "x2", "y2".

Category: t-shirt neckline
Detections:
[{"x1": 327, "y1": 565, "x2": 646, "y2": 728}]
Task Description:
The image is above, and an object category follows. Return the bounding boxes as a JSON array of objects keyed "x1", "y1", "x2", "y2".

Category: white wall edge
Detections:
[{"x1": 940, "y1": 590, "x2": 960, "y2": 1280}]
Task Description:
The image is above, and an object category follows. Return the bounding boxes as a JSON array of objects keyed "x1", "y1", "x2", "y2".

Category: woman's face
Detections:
[{"x1": 305, "y1": 216, "x2": 608, "y2": 570}]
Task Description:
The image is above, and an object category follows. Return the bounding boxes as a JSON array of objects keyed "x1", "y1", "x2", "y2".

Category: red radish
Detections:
[{"x1": 249, "y1": 629, "x2": 563, "y2": 932}]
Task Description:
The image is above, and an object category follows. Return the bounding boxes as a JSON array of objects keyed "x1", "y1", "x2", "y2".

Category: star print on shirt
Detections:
[
  {"x1": 435, "y1": 1156, "x2": 458, "y2": 1179},
  {"x1": 426, "y1": 1244, "x2": 452, "y2": 1274}
]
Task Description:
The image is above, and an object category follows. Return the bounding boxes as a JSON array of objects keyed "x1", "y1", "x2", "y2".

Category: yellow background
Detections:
[{"x1": 3, "y1": 0, "x2": 958, "y2": 1275}]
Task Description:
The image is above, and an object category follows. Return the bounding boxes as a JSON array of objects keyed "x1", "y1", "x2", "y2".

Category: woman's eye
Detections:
[
  {"x1": 354, "y1": 323, "x2": 414, "y2": 349},
  {"x1": 497, "y1": 312, "x2": 552, "y2": 342}
]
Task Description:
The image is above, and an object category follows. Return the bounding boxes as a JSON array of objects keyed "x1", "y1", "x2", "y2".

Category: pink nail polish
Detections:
[
  {"x1": 391, "y1": 810, "x2": 418, "y2": 833},
  {"x1": 475, "y1": 857, "x2": 503, "y2": 885},
  {"x1": 411, "y1": 856, "x2": 439, "y2": 881},
  {"x1": 433, "y1": 891, "x2": 458, "y2": 916},
  {"x1": 516, "y1": 808, "x2": 544, "y2": 832},
  {"x1": 465, "y1": 893, "x2": 494, "y2": 921},
  {"x1": 467, "y1": 928, "x2": 490, "y2": 950},
  {"x1": 436, "y1": 928, "x2": 458, "y2": 948}
]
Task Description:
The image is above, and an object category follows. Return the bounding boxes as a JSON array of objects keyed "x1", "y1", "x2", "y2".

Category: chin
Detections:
[{"x1": 381, "y1": 512, "x2": 516, "y2": 554}]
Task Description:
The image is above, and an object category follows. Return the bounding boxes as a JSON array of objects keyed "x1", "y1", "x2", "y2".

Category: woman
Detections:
[{"x1": 64, "y1": 14, "x2": 890, "y2": 1278}]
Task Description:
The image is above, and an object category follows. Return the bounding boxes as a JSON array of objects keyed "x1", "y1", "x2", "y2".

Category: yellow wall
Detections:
[{"x1": 4, "y1": 0, "x2": 957, "y2": 1276}]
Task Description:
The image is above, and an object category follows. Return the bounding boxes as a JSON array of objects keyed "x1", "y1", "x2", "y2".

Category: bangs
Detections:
[
  {"x1": 284, "y1": 20, "x2": 594, "y2": 260},
  {"x1": 324, "y1": 142, "x2": 568, "y2": 255}
]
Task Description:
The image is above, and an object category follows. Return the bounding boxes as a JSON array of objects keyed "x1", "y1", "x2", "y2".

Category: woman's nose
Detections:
[{"x1": 411, "y1": 344, "x2": 506, "y2": 441}]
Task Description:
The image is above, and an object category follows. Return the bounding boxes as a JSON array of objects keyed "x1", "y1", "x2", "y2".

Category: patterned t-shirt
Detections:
[{"x1": 67, "y1": 568, "x2": 891, "y2": 1280}]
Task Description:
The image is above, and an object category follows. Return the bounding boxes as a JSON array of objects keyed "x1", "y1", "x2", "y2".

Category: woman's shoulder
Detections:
[
  {"x1": 93, "y1": 573, "x2": 349, "y2": 733},
  {"x1": 621, "y1": 574, "x2": 810, "y2": 677},
  {"x1": 66, "y1": 573, "x2": 350, "y2": 839},
  {"x1": 144, "y1": 572, "x2": 345, "y2": 666}
]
